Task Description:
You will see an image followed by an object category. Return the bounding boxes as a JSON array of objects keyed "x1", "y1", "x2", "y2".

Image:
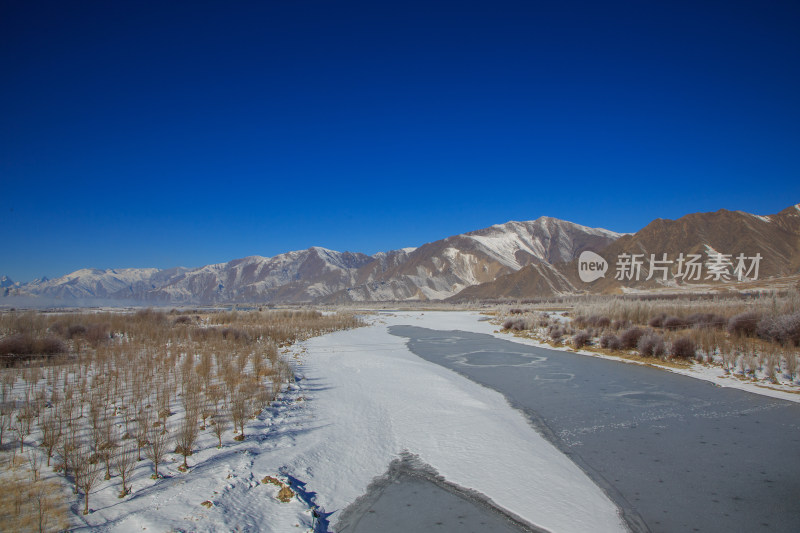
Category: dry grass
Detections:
[
  {"x1": 0, "y1": 453, "x2": 71, "y2": 532},
  {"x1": 495, "y1": 291, "x2": 800, "y2": 381},
  {"x1": 570, "y1": 291, "x2": 800, "y2": 326}
]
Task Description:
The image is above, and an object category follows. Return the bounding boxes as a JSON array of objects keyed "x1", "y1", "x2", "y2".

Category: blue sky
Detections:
[{"x1": 1, "y1": 1, "x2": 799, "y2": 282}]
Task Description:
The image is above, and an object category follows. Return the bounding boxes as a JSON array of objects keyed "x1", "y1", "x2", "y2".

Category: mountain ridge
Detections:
[
  {"x1": 2, "y1": 216, "x2": 621, "y2": 304},
  {"x1": 449, "y1": 204, "x2": 800, "y2": 301},
  {"x1": 6, "y1": 204, "x2": 798, "y2": 305}
]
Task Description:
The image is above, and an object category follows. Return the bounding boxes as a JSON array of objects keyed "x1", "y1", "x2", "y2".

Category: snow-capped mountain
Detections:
[
  {"x1": 323, "y1": 217, "x2": 622, "y2": 302},
  {"x1": 3, "y1": 217, "x2": 621, "y2": 305},
  {"x1": 145, "y1": 248, "x2": 374, "y2": 303},
  {"x1": 23, "y1": 268, "x2": 168, "y2": 300}
]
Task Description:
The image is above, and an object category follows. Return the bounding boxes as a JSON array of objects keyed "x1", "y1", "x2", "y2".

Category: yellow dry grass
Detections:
[{"x1": 0, "y1": 454, "x2": 71, "y2": 532}]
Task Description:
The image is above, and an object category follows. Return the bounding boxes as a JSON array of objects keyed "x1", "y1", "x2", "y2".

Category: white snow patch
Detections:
[{"x1": 283, "y1": 312, "x2": 626, "y2": 532}]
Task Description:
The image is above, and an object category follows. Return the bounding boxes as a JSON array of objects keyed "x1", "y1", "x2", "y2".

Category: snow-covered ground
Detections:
[{"x1": 67, "y1": 311, "x2": 626, "y2": 532}]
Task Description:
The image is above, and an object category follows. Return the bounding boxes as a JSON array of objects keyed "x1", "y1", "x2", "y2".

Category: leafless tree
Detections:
[
  {"x1": 39, "y1": 411, "x2": 62, "y2": 467},
  {"x1": 197, "y1": 350, "x2": 213, "y2": 389},
  {"x1": 145, "y1": 421, "x2": 170, "y2": 479},
  {"x1": 55, "y1": 429, "x2": 78, "y2": 493},
  {"x1": 784, "y1": 348, "x2": 798, "y2": 381},
  {"x1": 75, "y1": 441, "x2": 101, "y2": 515},
  {"x1": 229, "y1": 389, "x2": 248, "y2": 441},
  {"x1": 100, "y1": 415, "x2": 119, "y2": 480},
  {"x1": 765, "y1": 351, "x2": 780, "y2": 383},
  {"x1": 14, "y1": 408, "x2": 32, "y2": 452},
  {"x1": 136, "y1": 409, "x2": 150, "y2": 461},
  {"x1": 176, "y1": 409, "x2": 198, "y2": 470},
  {"x1": 211, "y1": 413, "x2": 228, "y2": 448},
  {"x1": 113, "y1": 441, "x2": 137, "y2": 497},
  {"x1": 26, "y1": 448, "x2": 42, "y2": 482},
  {"x1": 0, "y1": 409, "x2": 9, "y2": 446}
]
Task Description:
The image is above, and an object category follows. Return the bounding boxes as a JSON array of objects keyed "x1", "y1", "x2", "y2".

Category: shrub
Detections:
[
  {"x1": 0, "y1": 333, "x2": 34, "y2": 356},
  {"x1": 502, "y1": 317, "x2": 528, "y2": 331},
  {"x1": 67, "y1": 324, "x2": 88, "y2": 338},
  {"x1": 757, "y1": 313, "x2": 800, "y2": 346},
  {"x1": 593, "y1": 316, "x2": 611, "y2": 328},
  {"x1": 686, "y1": 313, "x2": 726, "y2": 329},
  {"x1": 619, "y1": 327, "x2": 646, "y2": 349},
  {"x1": 648, "y1": 314, "x2": 667, "y2": 328},
  {"x1": 572, "y1": 331, "x2": 591, "y2": 349},
  {"x1": 575, "y1": 315, "x2": 611, "y2": 329},
  {"x1": 221, "y1": 327, "x2": 252, "y2": 342},
  {"x1": 548, "y1": 325, "x2": 564, "y2": 341},
  {"x1": 662, "y1": 316, "x2": 688, "y2": 330},
  {"x1": 86, "y1": 323, "x2": 111, "y2": 345},
  {"x1": 35, "y1": 335, "x2": 66, "y2": 355},
  {"x1": 727, "y1": 312, "x2": 761, "y2": 337},
  {"x1": 637, "y1": 333, "x2": 666, "y2": 357},
  {"x1": 611, "y1": 319, "x2": 630, "y2": 331},
  {"x1": 599, "y1": 334, "x2": 622, "y2": 350},
  {"x1": 0, "y1": 334, "x2": 64, "y2": 357},
  {"x1": 49, "y1": 321, "x2": 67, "y2": 336},
  {"x1": 671, "y1": 337, "x2": 696, "y2": 359}
]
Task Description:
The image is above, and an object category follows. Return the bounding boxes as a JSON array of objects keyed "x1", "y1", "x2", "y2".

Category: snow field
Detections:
[{"x1": 283, "y1": 312, "x2": 626, "y2": 532}]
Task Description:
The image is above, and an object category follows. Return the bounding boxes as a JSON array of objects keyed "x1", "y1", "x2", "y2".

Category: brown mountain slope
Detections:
[
  {"x1": 448, "y1": 203, "x2": 800, "y2": 300},
  {"x1": 579, "y1": 204, "x2": 800, "y2": 293},
  {"x1": 448, "y1": 263, "x2": 574, "y2": 301}
]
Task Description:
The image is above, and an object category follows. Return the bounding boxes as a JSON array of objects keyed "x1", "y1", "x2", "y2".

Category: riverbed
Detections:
[{"x1": 382, "y1": 325, "x2": 800, "y2": 532}]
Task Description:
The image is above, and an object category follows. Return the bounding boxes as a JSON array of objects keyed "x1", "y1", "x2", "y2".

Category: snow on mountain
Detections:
[
  {"x1": 465, "y1": 217, "x2": 623, "y2": 268},
  {"x1": 147, "y1": 247, "x2": 374, "y2": 303},
  {"x1": 25, "y1": 267, "x2": 166, "y2": 300},
  {"x1": 323, "y1": 217, "x2": 622, "y2": 302},
  {"x1": 4, "y1": 217, "x2": 622, "y2": 305}
]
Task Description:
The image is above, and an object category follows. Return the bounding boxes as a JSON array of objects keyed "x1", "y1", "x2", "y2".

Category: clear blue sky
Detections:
[{"x1": 2, "y1": 0, "x2": 799, "y2": 282}]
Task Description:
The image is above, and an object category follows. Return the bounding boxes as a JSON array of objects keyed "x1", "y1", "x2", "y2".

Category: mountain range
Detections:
[{"x1": 3, "y1": 203, "x2": 799, "y2": 305}]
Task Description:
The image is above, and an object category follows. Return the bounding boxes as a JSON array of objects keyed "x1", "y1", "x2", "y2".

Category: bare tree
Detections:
[
  {"x1": 14, "y1": 408, "x2": 32, "y2": 452},
  {"x1": 721, "y1": 340, "x2": 737, "y2": 373},
  {"x1": 176, "y1": 410, "x2": 198, "y2": 471},
  {"x1": 100, "y1": 416, "x2": 118, "y2": 480},
  {"x1": 27, "y1": 448, "x2": 42, "y2": 482},
  {"x1": 113, "y1": 441, "x2": 137, "y2": 497},
  {"x1": 0, "y1": 409, "x2": 8, "y2": 445},
  {"x1": 211, "y1": 413, "x2": 228, "y2": 448},
  {"x1": 197, "y1": 350, "x2": 213, "y2": 389},
  {"x1": 229, "y1": 390, "x2": 248, "y2": 441},
  {"x1": 136, "y1": 409, "x2": 150, "y2": 461},
  {"x1": 784, "y1": 348, "x2": 798, "y2": 381},
  {"x1": 55, "y1": 429, "x2": 78, "y2": 493},
  {"x1": 145, "y1": 422, "x2": 170, "y2": 479},
  {"x1": 40, "y1": 411, "x2": 62, "y2": 466},
  {"x1": 75, "y1": 441, "x2": 101, "y2": 515}
]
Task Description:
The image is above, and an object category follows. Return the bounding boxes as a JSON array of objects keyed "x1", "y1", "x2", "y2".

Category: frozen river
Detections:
[{"x1": 377, "y1": 325, "x2": 800, "y2": 533}]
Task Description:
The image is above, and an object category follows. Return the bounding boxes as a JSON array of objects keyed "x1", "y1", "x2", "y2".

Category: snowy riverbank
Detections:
[{"x1": 65, "y1": 311, "x2": 626, "y2": 532}]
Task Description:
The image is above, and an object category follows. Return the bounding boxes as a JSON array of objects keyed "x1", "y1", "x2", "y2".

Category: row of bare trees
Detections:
[{"x1": 0, "y1": 308, "x2": 363, "y2": 530}]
